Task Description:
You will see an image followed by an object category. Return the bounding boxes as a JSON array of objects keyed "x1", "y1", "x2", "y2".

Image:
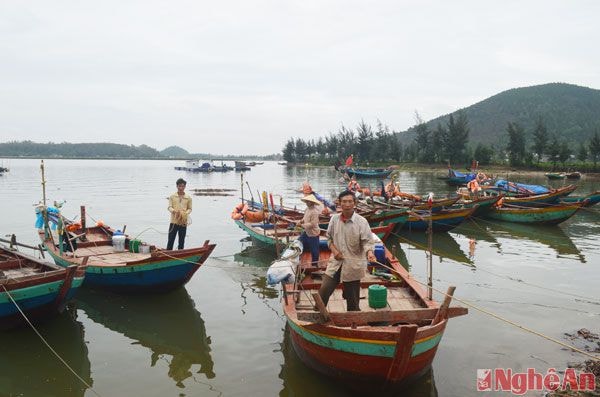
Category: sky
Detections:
[{"x1": 1, "y1": 1, "x2": 599, "y2": 155}]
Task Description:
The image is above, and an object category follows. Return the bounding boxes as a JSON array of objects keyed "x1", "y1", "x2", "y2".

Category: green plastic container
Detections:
[
  {"x1": 368, "y1": 284, "x2": 388, "y2": 309},
  {"x1": 129, "y1": 239, "x2": 141, "y2": 253}
]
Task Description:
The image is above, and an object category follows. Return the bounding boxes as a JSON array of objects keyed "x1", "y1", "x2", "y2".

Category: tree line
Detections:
[{"x1": 282, "y1": 113, "x2": 600, "y2": 170}]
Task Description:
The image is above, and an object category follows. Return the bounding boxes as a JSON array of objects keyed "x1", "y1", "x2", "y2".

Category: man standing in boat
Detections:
[
  {"x1": 318, "y1": 190, "x2": 376, "y2": 311},
  {"x1": 297, "y1": 194, "x2": 321, "y2": 267},
  {"x1": 167, "y1": 178, "x2": 192, "y2": 250}
]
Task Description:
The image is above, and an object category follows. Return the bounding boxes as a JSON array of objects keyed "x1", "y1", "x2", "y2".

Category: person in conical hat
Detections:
[{"x1": 297, "y1": 194, "x2": 321, "y2": 266}]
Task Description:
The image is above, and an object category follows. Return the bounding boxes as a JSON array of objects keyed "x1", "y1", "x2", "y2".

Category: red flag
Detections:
[{"x1": 345, "y1": 154, "x2": 353, "y2": 166}]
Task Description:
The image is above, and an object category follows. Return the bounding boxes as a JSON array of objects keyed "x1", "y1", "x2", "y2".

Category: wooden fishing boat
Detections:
[
  {"x1": 39, "y1": 222, "x2": 215, "y2": 293},
  {"x1": 402, "y1": 207, "x2": 477, "y2": 232},
  {"x1": 545, "y1": 172, "x2": 566, "y2": 180},
  {"x1": 502, "y1": 184, "x2": 577, "y2": 207},
  {"x1": 443, "y1": 169, "x2": 477, "y2": 186},
  {"x1": 235, "y1": 220, "x2": 394, "y2": 251},
  {"x1": 241, "y1": 200, "x2": 410, "y2": 231},
  {"x1": 367, "y1": 196, "x2": 460, "y2": 213},
  {"x1": 560, "y1": 190, "x2": 600, "y2": 207},
  {"x1": 0, "y1": 245, "x2": 85, "y2": 329},
  {"x1": 278, "y1": 242, "x2": 467, "y2": 386},
  {"x1": 454, "y1": 195, "x2": 503, "y2": 217},
  {"x1": 565, "y1": 171, "x2": 582, "y2": 179},
  {"x1": 484, "y1": 202, "x2": 585, "y2": 225},
  {"x1": 490, "y1": 180, "x2": 550, "y2": 196},
  {"x1": 343, "y1": 167, "x2": 393, "y2": 179}
]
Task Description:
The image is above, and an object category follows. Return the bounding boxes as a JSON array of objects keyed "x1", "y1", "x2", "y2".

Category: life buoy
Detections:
[
  {"x1": 243, "y1": 209, "x2": 265, "y2": 222},
  {"x1": 467, "y1": 179, "x2": 481, "y2": 193},
  {"x1": 66, "y1": 223, "x2": 81, "y2": 232},
  {"x1": 231, "y1": 203, "x2": 249, "y2": 220},
  {"x1": 494, "y1": 197, "x2": 504, "y2": 208}
]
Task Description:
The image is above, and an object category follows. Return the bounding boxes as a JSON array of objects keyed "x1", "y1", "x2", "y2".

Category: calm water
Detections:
[{"x1": 0, "y1": 159, "x2": 598, "y2": 397}]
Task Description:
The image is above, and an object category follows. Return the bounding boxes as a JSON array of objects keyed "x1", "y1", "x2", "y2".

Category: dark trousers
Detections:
[
  {"x1": 318, "y1": 268, "x2": 361, "y2": 311},
  {"x1": 298, "y1": 232, "x2": 320, "y2": 266},
  {"x1": 167, "y1": 223, "x2": 187, "y2": 250}
]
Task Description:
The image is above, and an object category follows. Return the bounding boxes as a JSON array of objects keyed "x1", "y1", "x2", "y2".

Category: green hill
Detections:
[
  {"x1": 160, "y1": 145, "x2": 189, "y2": 158},
  {"x1": 402, "y1": 83, "x2": 600, "y2": 146},
  {"x1": 0, "y1": 141, "x2": 160, "y2": 158}
]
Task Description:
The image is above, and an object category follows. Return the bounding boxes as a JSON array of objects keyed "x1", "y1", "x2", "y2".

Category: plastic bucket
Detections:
[
  {"x1": 129, "y1": 239, "x2": 141, "y2": 253},
  {"x1": 368, "y1": 284, "x2": 388, "y2": 309}
]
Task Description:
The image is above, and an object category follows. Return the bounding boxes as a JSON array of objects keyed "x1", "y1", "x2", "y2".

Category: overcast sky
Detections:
[{"x1": 1, "y1": 1, "x2": 598, "y2": 155}]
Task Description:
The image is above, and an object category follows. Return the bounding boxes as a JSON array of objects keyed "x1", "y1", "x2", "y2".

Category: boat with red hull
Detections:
[{"x1": 279, "y1": 244, "x2": 467, "y2": 387}]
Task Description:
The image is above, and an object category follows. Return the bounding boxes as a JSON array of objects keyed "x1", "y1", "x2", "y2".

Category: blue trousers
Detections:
[{"x1": 298, "y1": 232, "x2": 320, "y2": 266}]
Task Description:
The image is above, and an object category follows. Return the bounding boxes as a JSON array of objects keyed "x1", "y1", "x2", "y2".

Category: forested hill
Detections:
[
  {"x1": 402, "y1": 83, "x2": 600, "y2": 145},
  {"x1": 0, "y1": 141, "x2": 161, "y2": 158},
  {"x1": 0, "y1": 141, "x2": 281, "y2": 159}
]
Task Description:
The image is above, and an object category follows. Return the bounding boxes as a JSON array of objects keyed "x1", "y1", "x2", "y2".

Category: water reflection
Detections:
[
  {"x1": 484, "y1": 221, "x2": 585, "y2": 262},
  {"x1": 389, "y1": 231, "x2": 473, "y2": 266},
  {"x1": 278, "y1": 326, "x2": 438, "y2": 397},
  {"x1": 0, "y1": 306, "x2": 91, "y2": 397},
  {"x1": 76, "y1": 288, "x2": 215, "y2": 387},
  {"x1": 232, "y1": 245, "x2": 280, "y2": 301}
]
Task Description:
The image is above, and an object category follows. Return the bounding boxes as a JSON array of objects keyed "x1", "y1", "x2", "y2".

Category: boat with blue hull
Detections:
[
  {"x1": 0, "y1": 246, "x2": 85, "y2": 329},
  {"x1": 342, "y1": 167, "x2": 393, "y2": 178},
  {"x1": 560, "y1": 190, "x2": 600, "y2": 207},
  {"x1": 484, "y1": 202, "x2": 585, "y2": 225},
  {"x1": 39, "y1": 223, "x2": 215, "y2": 293},
  {"x1": 402, "y1": 207, "x2": 477, "y2": 232}
]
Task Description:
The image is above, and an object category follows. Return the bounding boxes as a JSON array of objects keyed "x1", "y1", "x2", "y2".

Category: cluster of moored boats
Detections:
[
  {"x1": 3, "y1": 161, "x2": 597, "y2": 389},
  {"x1": 228, "y1": 168, "x2": 598, "y2": 385},
  {"x1": 1, "y1": 205, "x2": 216, "y2": 330},
  {"x1": 174, "y1": 159, "x2": 263, "y2": 172}
]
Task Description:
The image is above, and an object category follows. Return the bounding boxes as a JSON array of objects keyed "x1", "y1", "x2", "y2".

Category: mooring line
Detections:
[
  {"x1": 390, "y1": 230, "x2": 600, "y2": 304},
  {"x1": 1, "y1": 285, "x2": 102, "y2": 397},
  {"x1": 371, "y1": 261, "x2": 600, "y2": 362}
]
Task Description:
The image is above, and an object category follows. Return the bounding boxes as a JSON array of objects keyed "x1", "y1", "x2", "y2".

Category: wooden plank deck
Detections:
[
  {"x1": 59, "y1": 245, "x2": 152, "y2": 266},
  {"x1": 296, "y1": 283, "x2": 422, "y2": 314}
]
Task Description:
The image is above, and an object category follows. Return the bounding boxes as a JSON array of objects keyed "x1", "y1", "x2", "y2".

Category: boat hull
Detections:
[
  {"x1": 502, "y1": 185, "x2": 577, "y2": 207},
  {"x1": 44, "y1": 247, "x2": 211, "y2": 293},
  {"x1": 561, "y1": 191, "x2": 600, "y2": 207},
  {"x1": 286, "y1": 317, "x2": 446, "y2": 385},
  {"x1": 0, "y1": 276, "x2": 84, "y2": 329},
  {"x1": 403, "y1": 208, "x2": 475, "y2": 232},
  {"x1": 485, "y1": 203, "x2": 583, "y2": 225}
]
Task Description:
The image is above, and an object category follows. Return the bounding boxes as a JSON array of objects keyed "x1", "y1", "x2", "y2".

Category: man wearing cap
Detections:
[
  {"x1": 167, "y1": 178, "x2": 192, "y2": 250},
  {"x1": 297, "y1": 193, "x2": 321, "y2": 266},
  {"x1": 318, "y1": 190, "x2": 376, "y2": 311}
]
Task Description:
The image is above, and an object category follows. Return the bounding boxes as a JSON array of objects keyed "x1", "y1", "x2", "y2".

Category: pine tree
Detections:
[{"x1": 531, "y1": 116, "x2": 548, "y2": 163}]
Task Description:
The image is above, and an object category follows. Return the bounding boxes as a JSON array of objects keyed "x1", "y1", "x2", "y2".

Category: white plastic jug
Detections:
[{"x1": 112, "y1": 234, "x2": 126, "y2": 252}]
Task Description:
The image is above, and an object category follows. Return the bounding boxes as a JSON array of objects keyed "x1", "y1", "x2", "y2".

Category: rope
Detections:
[
  {"x1": 1, "y1": 285, "x2": 102, "y2": 397},
  {"x1": 370, "y1": 260, "x2": 600, "y2": 362}
]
